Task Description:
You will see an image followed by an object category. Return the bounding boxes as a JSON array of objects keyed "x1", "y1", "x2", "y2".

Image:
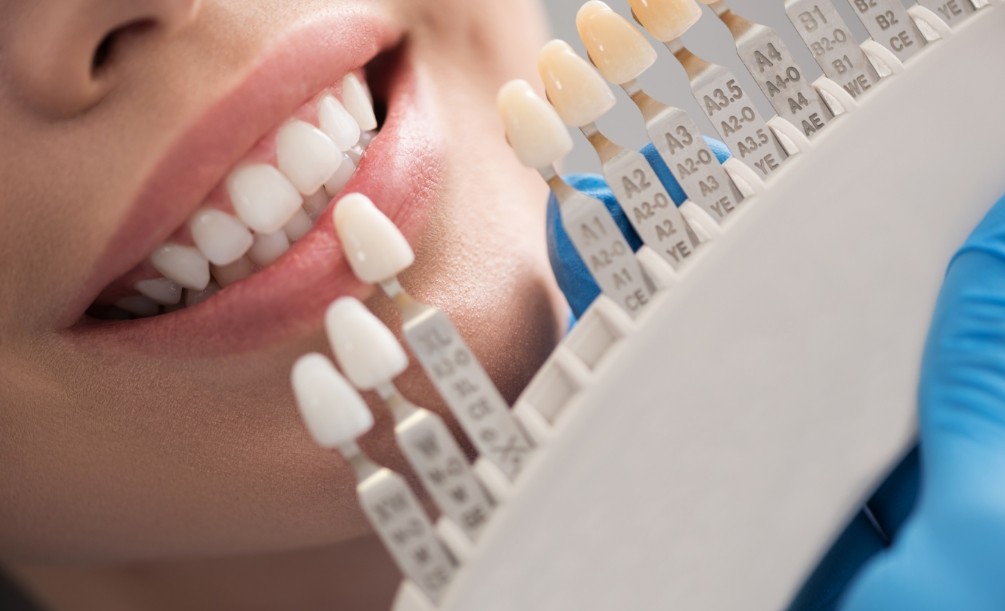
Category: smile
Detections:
[{"x1": 66, "y1": 12, "x2": 445, "y2": 355}]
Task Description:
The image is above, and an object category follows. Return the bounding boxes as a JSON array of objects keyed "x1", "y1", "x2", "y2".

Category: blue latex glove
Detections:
[{"x1": 547, "y1": 142, "x2": 1005, "y2": 609}]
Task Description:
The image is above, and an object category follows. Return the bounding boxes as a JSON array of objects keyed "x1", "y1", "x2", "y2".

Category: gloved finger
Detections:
[
  {"x1": 788, "y1": 511, "x2": 887, "y2": 611},
  {"x1": 841, "y1": 194, "x2": 1005, "y2": 610},
  {"x1": 864, "y1": 446, "x2": 920, "y2": 542},
  {"x1": 546, "y1": 138, "x2": 730, "y2": 319}
]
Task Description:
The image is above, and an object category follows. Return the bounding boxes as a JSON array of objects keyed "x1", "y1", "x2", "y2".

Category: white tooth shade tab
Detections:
[
  {"x1": 325, "y1": 298, "x2": 408, "y2": 391},
  {"x1": 150, "y1": 243, "x2": 211, "y2": 291},
  {"x1": 538, "y1": 39, "x2": 616, "y2": 127},
  {"x1": 248, "y1": 231, "x2": 290, "y2": 267},
  {"x1": 333, "y1": 193, "x2": 415, "y2": 283},
  {"x1": 276, "y1": 120, "x2": 342, "y2": 196},
  {"x1": 188, "y1": 208, "x2": 254, "y2": 266},
  {"x1": 627, "y1": 0, "x2": 703, "y2": 42},
  {"x1": 342, "y1": 73, "x2": 378, "y2": 132},
  {"x1": 212, "y1": 257, "x2": 254, "y2": 287},
  {"x1": 283, "y1": 208, "x2": 313, "y2": 242},
  {"x1": 498, "y1": 79, "x2": 574, "y2": 170},
  {"x1": 291, "y1": 353, "x2": 375, "y2": 448},
  {"x1": 134, "y1": 278, "x2": 182, "y2": 305},
  {"x1": 226, "y1": 164, "x2": 303, "y2": 234},
  {"x1": 324, "y1": 154, "x2": 356, "y2": 196},
  {"x1": 578, "y1": 1, "x2": 659, "y2": 85},
  {"x1": 318, "y1": 94, "x2": 362, "y2": 151}
]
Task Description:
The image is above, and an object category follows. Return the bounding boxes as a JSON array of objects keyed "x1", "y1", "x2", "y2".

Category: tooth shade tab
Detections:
[
  {"x1": 150, "y1": 243, "x2": 210, "y2": 291},
  {"x1": 189, "y1": 208, "x2": 254, "y2": 266},
  {"x1": 628, "y1": 0, "x2": 703, "y2": 42},
  {"x1": 342, "y1": 73, "x2": 378, "y2": 132},
  {"x1": 318, "y1": 94, "x2": 362, "y2": 151},
  {"x1": 538, "y1": 39, "x2": 617, "y2": 127},
  {"x1": 497, "y1": 79, "x2": 574, "y2": 170},
  {"x1": 248, "y1": 231, "x2": 290, "y2": 267},
  {"x1": 226, "y1": 164, "x2": 303, "y2": 234},
  {"x1": 577, "y1": 1, "x2": 659, "y2": 84},
  {"x1": 276, "y1": 120, "x2": 342, "y2": 196},
  {"x1": 333, "y1": 193, "x2": 415, "y2": 284},
  {"x1": 325, "y1": 297, "x2": 408, "y2": 391},
  {"x1": 134, "y1": 278, "x2": 182, "y2": 306},
  {"x1": 291, "y1": 353, "x2": 375, "y2": 448}
]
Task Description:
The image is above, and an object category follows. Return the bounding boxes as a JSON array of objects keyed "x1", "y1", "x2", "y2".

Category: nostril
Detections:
[{"x1": 91, "y1": 19, "x2": 157, "y2": 75}]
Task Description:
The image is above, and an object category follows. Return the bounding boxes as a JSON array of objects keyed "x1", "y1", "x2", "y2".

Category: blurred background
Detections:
[{"x1": 541, "y1": 0, "x2": 875, "y2": 172}]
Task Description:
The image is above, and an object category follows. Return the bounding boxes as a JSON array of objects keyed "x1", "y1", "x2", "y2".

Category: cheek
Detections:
[{"x1": 407, "y1": 0, "x2": 549, "y2": 78}]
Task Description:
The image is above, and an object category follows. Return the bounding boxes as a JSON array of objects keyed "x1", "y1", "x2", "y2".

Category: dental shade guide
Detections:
[
  {"x1": 284, "y1": 1, "x2": 1005, "y2": 609},
  {"x1": 326, "y1": 297, "x2": 496, "y2": 543},
  {"x1": 706, "y1": 1, "x2": 837, "y2": 140},
  {"x1": 784, "y1": 0, "x2": 884, "y2": 99},
  {"x1": 846, "y1": 0, "x2": 930, "y2": 62},
  {"x1": 537, "y1": 39, "x2": 706, "y2": 266},
  {"x1": 498, "y1": 80, "x2": 658, "y2": 314},
  {"x1": 573, "y1": 4, "x2": 745, "y2": 230},
  {"x1": 333, "y1": 193, "x2": 536, "y2": 481},
  {"x1": 290, "y1": 354, "x2": 457, "y2": 604},
  {"x1": 629, "y1": 0, "x2": 795, "y2": 180}
]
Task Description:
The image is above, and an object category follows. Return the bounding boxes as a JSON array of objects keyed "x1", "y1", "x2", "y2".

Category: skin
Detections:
[{"x1": 0, "y1": 0, "x2": 563, "y2": 608}]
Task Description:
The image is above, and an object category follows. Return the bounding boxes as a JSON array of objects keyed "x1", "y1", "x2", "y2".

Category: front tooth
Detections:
[
  {"x1": 276, "y1": 121, "x2": 342, "y2": 196},
  {"x1": 115, "y1": 295, "x2": 160, "y2": 317},
  {"x1": 226, "y1": 164, "x2": 303, "y2": 234},
  {"x1": 150, "y1": 243, "x2": 211, "y2": 290},
  {"x1": 284, "y1": 208, "x2": 313, "y2": 242},
  {"x1": 248, "y1": 231, "x2": 290, "y2": 267},
  {"x1": 135, "y1": 278, "x2": 183, "y2": 305},
  {"x1": 323, "y1": 154, "x2": 356, "y2": 196},
  {"x1": 342, "y1": 74, "x2": 378, "y2": 132},
  {"x1": 185, "y1": 282, "x2": 220, "y2": 307},
  {"x1": 212, "y1": 256, "x2": 254, "y2": 287},
  {"x1": 189, "y1": 208, "x2": 254, "y2": 266},
  {"x1": 318, "y1": 94, "x2": 362, "y2": 151}
]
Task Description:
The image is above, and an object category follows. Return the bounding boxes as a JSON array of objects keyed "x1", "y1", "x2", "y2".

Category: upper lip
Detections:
[{"x1": 61, "y1": 9, "x2": 404, "y2": 328}]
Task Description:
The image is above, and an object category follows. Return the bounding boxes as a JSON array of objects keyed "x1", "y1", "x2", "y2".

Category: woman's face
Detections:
[{"x1": 0, "y1": 0, "x2": 561, "y2": 562}]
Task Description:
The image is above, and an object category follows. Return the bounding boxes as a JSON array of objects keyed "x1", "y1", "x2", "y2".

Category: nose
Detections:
[{"x1": 3, "y1": 0, "x2": 202, "y2": 117}]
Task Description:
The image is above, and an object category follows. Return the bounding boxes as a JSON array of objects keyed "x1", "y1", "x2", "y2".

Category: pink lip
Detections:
[{"x1": 63, "y1": 11, "x2": 444, "y2": 355}]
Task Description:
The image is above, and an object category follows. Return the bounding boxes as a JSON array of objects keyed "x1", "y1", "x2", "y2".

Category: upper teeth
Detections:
[
  {"x1": 123, "y1": 73, "x2": 378, "y2": 318},
  {"x1": 342, "y1": 73, "x2": 379, "y2": 132}
]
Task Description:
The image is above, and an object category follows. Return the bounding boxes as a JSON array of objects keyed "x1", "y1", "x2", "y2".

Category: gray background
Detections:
[{"x1": 541, "y1": 0, "x2": 876, "y2": 172}]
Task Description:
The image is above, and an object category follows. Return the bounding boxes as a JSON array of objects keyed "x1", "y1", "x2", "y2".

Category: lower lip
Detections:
[{"x1": 66, "y1": 48, "x2": 443, "y2": 356}]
